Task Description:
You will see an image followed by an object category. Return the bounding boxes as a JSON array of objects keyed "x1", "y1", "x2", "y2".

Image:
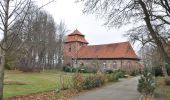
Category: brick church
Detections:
[{"x1": 64, "y1": 29, "x2": 141, "y2": 72}]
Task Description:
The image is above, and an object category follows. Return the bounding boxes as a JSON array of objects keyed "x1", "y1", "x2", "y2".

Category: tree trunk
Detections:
[
  {"x1": 139, "y1": 0, "x2": 169, "y2": 76},
  {"x1": 0, "y1": 51, "x2": 6, "y2": 100}
]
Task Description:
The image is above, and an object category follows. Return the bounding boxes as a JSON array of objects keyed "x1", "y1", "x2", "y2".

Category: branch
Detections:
[
  {"x1": 35, "y1": 0, "x2": 56, "y2": 12},
  {"x1": 152, "y1": 15, "x2": 170, "y2": 25},
  {"x1": 0, "y1": 1, "x2": 6, "y2": 13},
  {"x1": 0, "y1": 26, "x2": 3, "y2": 31}
]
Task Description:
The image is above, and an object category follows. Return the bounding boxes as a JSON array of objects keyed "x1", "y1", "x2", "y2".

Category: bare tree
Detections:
[
  {"x1": 0, "y1": 0, "x2": 55, "y2": 99},
  {"x1": 56, "y1": 21, "x2": 68, "y2": 68},
  {"x1": 78, "y1": 0, "x2": 170, "y2": 76}
]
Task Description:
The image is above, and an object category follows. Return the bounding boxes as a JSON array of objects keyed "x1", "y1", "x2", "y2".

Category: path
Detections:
[{"x1": 69, "y1": 77, "x2": 140, "y2": 100}]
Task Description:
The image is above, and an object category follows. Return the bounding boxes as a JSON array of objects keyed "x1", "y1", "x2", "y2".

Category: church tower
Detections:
[{"x1": 64, "y1": 29, "x2": 88, "y2": 65}]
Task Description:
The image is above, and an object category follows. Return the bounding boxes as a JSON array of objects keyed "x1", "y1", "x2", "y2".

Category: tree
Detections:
[
  {"x1": 78, "y1": 0, "x2": 170, "y2": 75},
  {"x1": 137, "y1": 69, "x2": 155, "y2": 99},
  {"x1": 0, "y1": 0, "x2": 55, "y2": 99},
  {"x1": 56, "y1": 21, "x2": 68, "y2": 68},
  {"x1": 10, "y1": 8, "x2": 64, "y2": 70}
]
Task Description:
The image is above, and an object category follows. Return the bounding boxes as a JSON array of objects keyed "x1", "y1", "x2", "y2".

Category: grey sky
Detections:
[{"x1": 37, "y1": 0, "x2": 133, "y2": 46}]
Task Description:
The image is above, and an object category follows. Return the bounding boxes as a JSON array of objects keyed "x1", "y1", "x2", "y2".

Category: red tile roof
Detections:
[
  {"x1": 77, "y1": 42, "x2": 139, "y2": 59},
  {"x1": 65, "y1": 29, "x2": 88, "y2": 44},
  {"x1": 68, "y1": 29, "x2": 84, "y2": 36}
]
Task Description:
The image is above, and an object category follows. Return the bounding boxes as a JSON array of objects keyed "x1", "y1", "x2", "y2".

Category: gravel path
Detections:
[{"x1": 69, "y1": 77, "x2": 140, "y2": 100}]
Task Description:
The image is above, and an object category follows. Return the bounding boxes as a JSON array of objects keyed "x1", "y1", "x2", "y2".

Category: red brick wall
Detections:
[{"x1": 64, "y1": 42, "x2": 87, "y2": 65}]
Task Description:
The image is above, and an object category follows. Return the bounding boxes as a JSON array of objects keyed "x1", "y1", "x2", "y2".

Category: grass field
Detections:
[
  {"x1": 155, "y1": 77, "x2": 170, "y2": 100},
  {"x1": 4, "y1": 70, "x2": 89, "y2": 97}
]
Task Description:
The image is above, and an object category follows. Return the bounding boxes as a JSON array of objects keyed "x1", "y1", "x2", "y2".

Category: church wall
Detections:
[{"x1": 76, "y1": 59, "x2": 141, "y2": 72}]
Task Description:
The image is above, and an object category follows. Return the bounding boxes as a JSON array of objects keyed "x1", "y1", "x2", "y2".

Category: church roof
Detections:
[
  {"x1": 77, "y1": 42, "x2": 139, "y2": 60},
  {"x1": 65, "y1": 29, "x2": 88, "y2": 44}
]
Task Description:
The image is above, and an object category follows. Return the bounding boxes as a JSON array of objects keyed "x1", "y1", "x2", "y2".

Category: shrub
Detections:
[
  {"x1": 105, "y1": 70, "x2": 114, "y2": 74},
  {"x1": 115, "y1": 71, "x2": 125, "y2": 78},
  {"x1": 83, "y1": 76, "x2": 94, "y2": 89},
  {"x1": 137, "y1": 69, "x2": 155, "y2": 96},
  {"x1": 113, "y1": 73, "x2": 119, "y2": 81},
  {"x1": 72, "y1": 68, "x2": 77, "y2": 72},
  {"x1": 72, "y1": 73, "x2": 84, "y2": 91},
  {"x1": 94, "y1": 74, "x2": 105, "y2": 86},
  {"x1": 166, "y1": 67, "x2": 170, "y2": 76},
  {"x1": 152, "y1": 67, "x2": 163, "y2": 77},
  {"x1": 164, "y1": 78, "x2": 170, "y2": 86},
  {"x1": 63, "y1": 66, "x2": 70, "y2": 72},
  {"x1": 63, "y1": 66, "x2": 77, "y2": 73},
  {"x1": 130, "y1": 70, "x2": 137, "y2": 76},
  {"x1": 83, "y1": 74, "x2": 105, "y2": 89},
  {"x1": 106, "y1": 73, "x2": 119, "y2": 82}
]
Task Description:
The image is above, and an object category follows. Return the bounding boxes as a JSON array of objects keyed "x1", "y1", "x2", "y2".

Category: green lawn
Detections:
[
  {"x1": 155, "y1": 77, "x2": 170, "y2": 100},
  {"x1": 4, "y1": 70, "x2": 89, "y2": 97}
]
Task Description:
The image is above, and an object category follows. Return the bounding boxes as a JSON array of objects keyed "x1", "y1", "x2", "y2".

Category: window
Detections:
[
  {"x1": 127, "y1": 61, "x2": 131, "y2": 65},
  {"x1": 69, "y1": 45, "x2": 71, "y2": 52},
  {"x1": 80, "y1": 43, "x2": 84, "y2": 46},
  {"x1": 113, "y1": 61, "x2": 117, "y2": 69},
  {"x1": 80, "y1": 62, "x2": 84, "y2": 67}
]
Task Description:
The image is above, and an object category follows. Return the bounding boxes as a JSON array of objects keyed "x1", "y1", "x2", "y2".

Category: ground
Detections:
[
  {"x1": 70, "y1": 77, "x2": 140, "y2": 100},
  {"x1": 155, "y1": 76, "x2": 170, "y2": 100},
  {"x1": 5, "y1": 70, "x2": 168, "y2": 100},
  {"x1": 4, "y1": 70, "x2": 90, "y2": 98}
]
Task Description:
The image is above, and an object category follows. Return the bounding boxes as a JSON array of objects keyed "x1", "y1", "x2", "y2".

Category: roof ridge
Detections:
[{"x1": 86, "y1": 41, "x2": 129, "y2": 46}]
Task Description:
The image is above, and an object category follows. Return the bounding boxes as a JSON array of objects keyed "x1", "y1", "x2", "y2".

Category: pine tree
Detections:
[{"x1": 137, "y1": 69, "x2": 155, "y2": 96}]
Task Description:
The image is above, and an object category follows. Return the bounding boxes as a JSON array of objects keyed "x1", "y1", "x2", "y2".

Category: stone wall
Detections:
[{"x1": 76, "y1": 59, "x2": 141, "y2": 72}]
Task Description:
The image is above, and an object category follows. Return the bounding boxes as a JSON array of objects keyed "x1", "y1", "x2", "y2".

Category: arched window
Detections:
[
  {"x1": 80, "y1": 62, "x2": 84, "y2": 67},
  {"x1": 113, "y1": 61, "x2": 117, "y2": 69},
  {"x1": 69, "y1": 45, "x2": 71, "y2": 52}
]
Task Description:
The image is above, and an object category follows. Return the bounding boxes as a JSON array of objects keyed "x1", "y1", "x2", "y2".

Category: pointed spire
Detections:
[{"x1": 68, "y1": 29, "x2": 84, "y2": 36}]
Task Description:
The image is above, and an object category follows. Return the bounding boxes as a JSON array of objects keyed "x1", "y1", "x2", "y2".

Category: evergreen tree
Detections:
[{"x1": 137, "y1": 69, "x2": 155, "y2": 96}]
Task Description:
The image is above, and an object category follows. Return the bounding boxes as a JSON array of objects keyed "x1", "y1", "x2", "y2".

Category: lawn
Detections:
[
  {"x1": 155, "y1": 76, "x2": 170, "y2": 100},
  {"x1": 4, "y1": 70, "x2": 89, "y2": 98}
]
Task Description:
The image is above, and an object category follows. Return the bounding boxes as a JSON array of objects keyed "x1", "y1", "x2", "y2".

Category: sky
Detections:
[{"x1": 36, "y1": 0, "x2": 133, "y2": 45}]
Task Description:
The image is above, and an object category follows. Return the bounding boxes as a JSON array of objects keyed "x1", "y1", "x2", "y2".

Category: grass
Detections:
[
  {"x1": 4, "y1": 70, "x2": 90, "y2": 98},
  {"x1": 155, "y1": 76, "x2": 170, "y2": 100}
]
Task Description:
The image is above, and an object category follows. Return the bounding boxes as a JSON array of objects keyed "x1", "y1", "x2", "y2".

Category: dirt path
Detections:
[{"x1": 69, "y1": 77, "x2": 140, "y2": 100}]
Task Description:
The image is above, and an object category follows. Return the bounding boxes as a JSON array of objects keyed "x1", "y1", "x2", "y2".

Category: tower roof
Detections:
[
  {"x1": 68, "y1": 29, "x2": 84, "y2": 36},
  {"x1": 65, "y1": 29, "x2": 88, "y2": 44}
]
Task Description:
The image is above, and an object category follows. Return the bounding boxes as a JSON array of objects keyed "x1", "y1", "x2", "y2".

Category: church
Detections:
[{"x1": 64, "y1": 29, "x2": 141, "y2": 72}]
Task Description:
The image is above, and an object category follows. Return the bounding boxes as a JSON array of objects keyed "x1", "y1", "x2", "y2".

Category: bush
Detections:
[
  {"x1": 72, "y1": 67, "x2": 77, "y2": 72},
  {"x1": 63, "y1": 66, "x2": 70, "y2": 72},
  {"x1": 72, "y1": 73, "x2": 84, "y2": 91},
  {"x1": 115, "y1": 71, "x2": 125, "y2": 78},
  {"x1": 164, "y1": 78, "x2": 170, "y2": 86},
  {"x1": 83, "y1": 76, "x2": 94, "y2": 89},
  {"x1": 137, "y1": 69, "x2": 155, "y2": 96},
  {"x1": 105, "y1": 70, "x2": 114, "y2": 74},
  {"x1": 63, "y1": 66, "x2": 77, "y2": 73},
  {"x1": 106, "y1": 73, "x2": 119, "y2": 82},
  {"x1": 130, "y1": 70, "x2": 137, "y2": 76},
  {"x1": 152, "y1": 67, "x2": 163, "y2": 77},
  {"x1": 112, "y1": 74, "x2": 119, "y2": 81},
  {"x1": 166, "y1": 67, "x2": 170, "y2": 76},
  {"x1": 83, "y1": 74, "x2": 105, "y2": 89}
]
